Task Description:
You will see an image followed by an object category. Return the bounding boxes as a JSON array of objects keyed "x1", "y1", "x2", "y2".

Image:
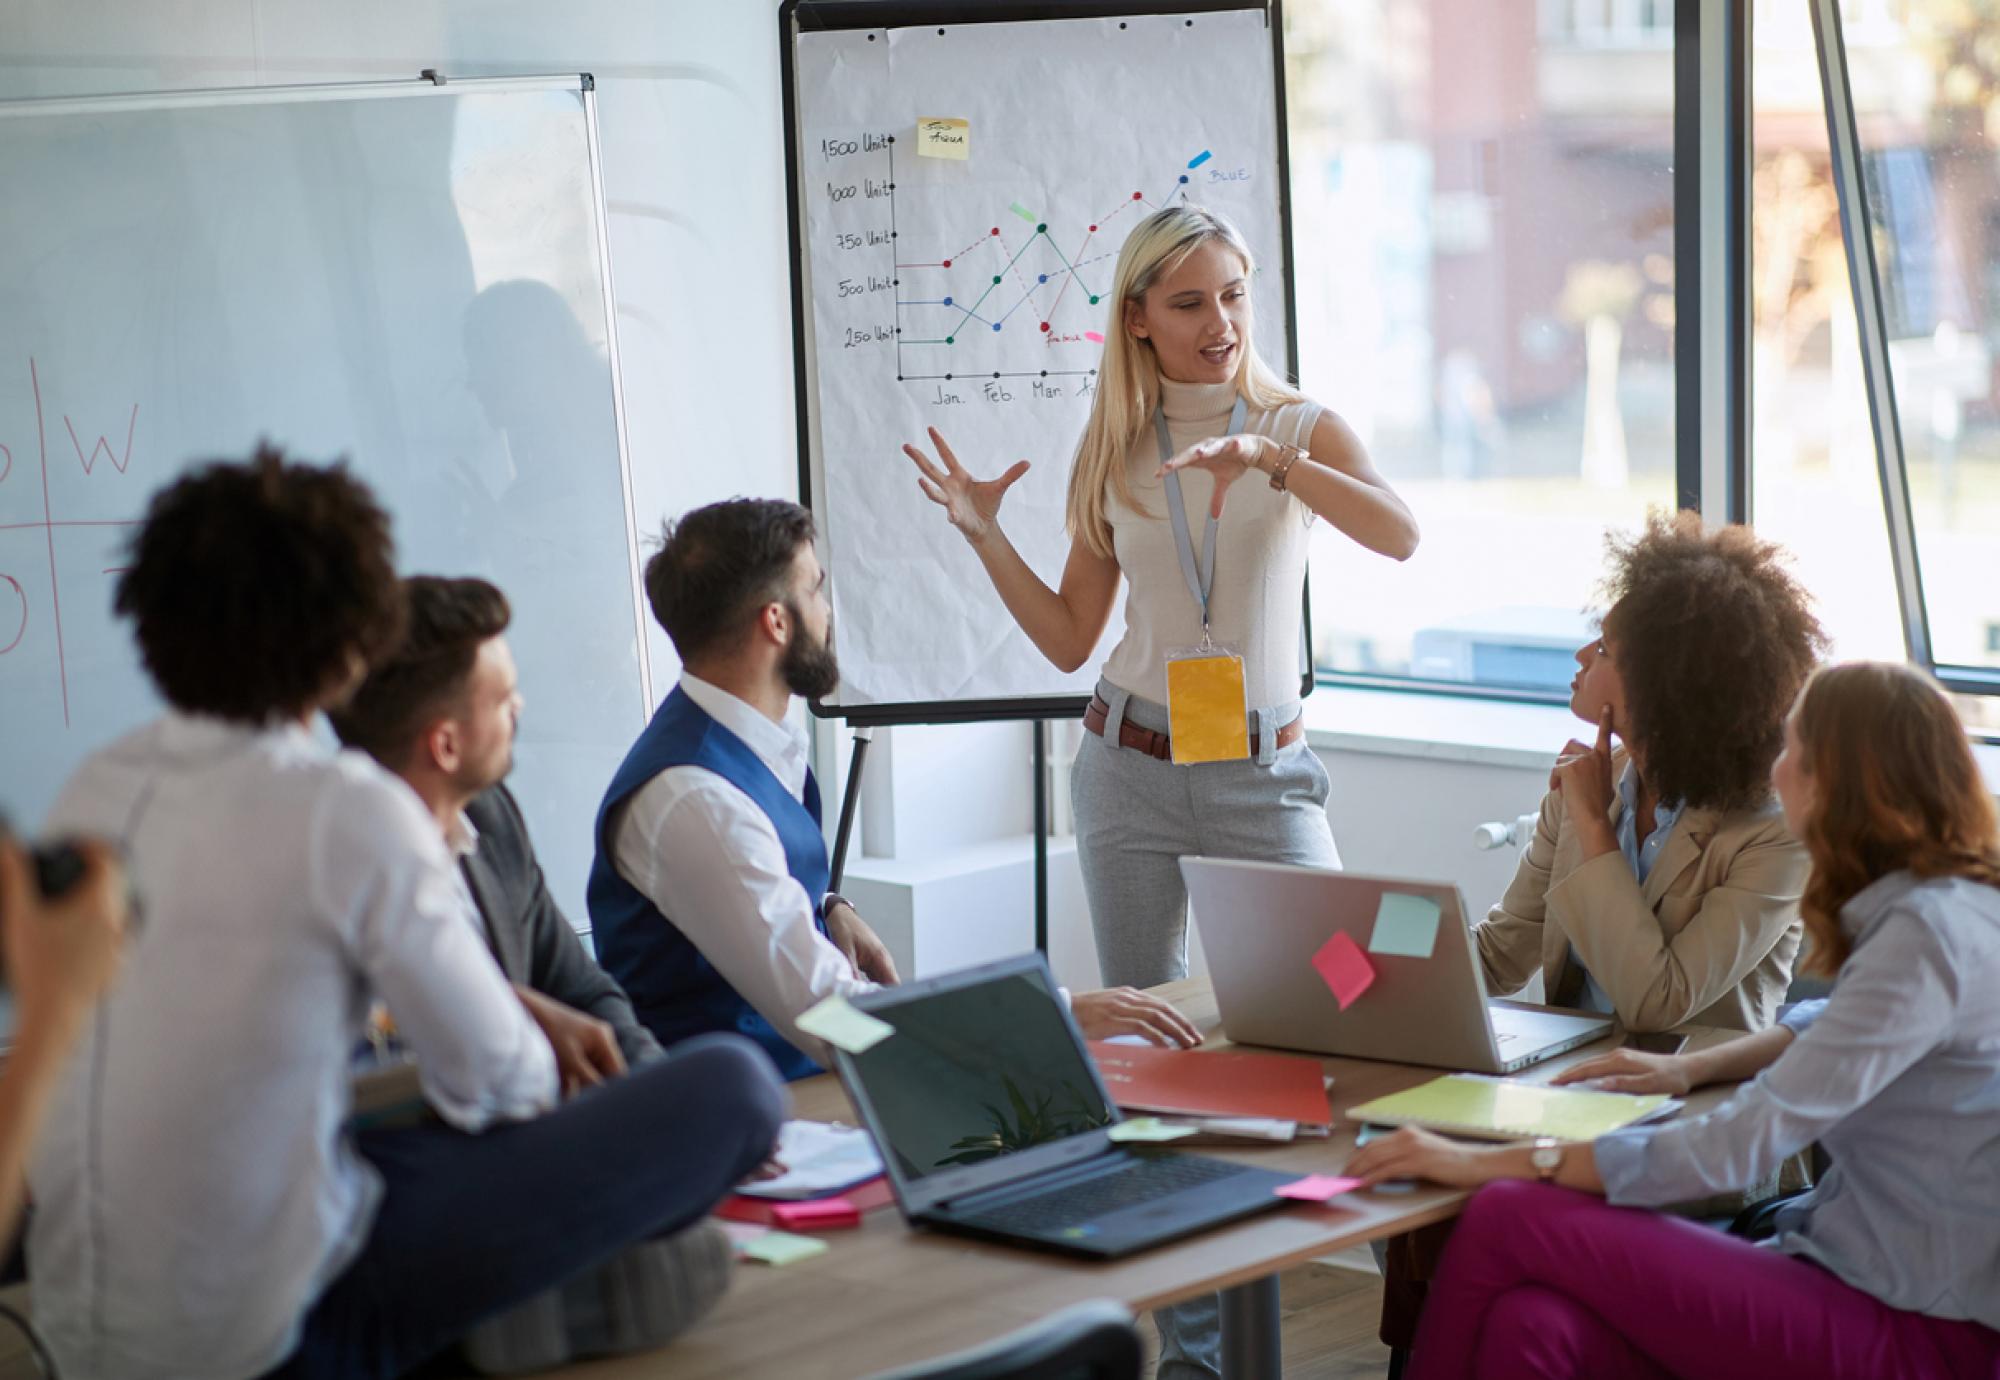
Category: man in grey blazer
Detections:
[
  {"x1": 331, "y1": 575, "x2": 661, "y2": 1087},
  {"x1": 462, "y1": 782, "x2": 661, "y2": 1069}
]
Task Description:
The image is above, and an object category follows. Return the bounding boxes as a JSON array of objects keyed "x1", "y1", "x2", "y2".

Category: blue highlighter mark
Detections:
[{"x1": 1188, "y1": 150, "x2": 1213, "y2": 169}]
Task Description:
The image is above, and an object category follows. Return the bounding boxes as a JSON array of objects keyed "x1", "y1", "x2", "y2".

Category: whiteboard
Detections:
[
  {"x1": 0, "y1": 76, "x2": 648, "y2": 927},
  {"x1": 788, "y1": 5, "x2": 1291, "y2": 720}
]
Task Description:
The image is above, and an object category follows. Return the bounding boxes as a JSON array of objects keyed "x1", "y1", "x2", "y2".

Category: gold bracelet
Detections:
[{"x1": 1268, "y1": 443, "x2": 1306, "y2": 492}]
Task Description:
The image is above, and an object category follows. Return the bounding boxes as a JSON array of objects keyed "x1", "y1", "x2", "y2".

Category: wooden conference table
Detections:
[{"x1": 559, "y1": 978, "x2": 1743, "y2": 1380}]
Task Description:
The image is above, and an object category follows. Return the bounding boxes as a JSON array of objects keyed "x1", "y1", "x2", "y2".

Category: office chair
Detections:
[{"x1": 862, "y1": 1299, "x2": 1142, "y2": 1380}]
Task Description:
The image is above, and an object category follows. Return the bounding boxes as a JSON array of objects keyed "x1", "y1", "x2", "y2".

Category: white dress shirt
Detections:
[
  {"x1": 30, "y1": 712, "x2": 557, "y2": 1380},
  {"x1": 611, "y1": 675, "x2": 867, "y2": 1064}
]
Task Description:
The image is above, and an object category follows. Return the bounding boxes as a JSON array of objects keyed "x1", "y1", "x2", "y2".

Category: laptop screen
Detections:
[{"x1": 844, "y1": 961, "x2": 1117, "y2": 1186}]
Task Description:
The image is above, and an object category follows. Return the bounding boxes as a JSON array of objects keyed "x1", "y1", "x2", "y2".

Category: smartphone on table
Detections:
[{"x1": 1624, "y1": 1031, "x2": 1689, "y2": 1056}]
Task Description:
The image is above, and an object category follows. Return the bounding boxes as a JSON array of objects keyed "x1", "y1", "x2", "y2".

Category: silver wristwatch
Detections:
[{"x1": 1529, "y1": 1137, "x2": 1563, "y2": 1183}]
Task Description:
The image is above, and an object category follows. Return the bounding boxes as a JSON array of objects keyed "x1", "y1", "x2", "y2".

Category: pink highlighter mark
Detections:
[
  {"x1": 1275, "y1": 1174, "x2": 1363, "y2": 1203},
  {"x1": 1085, "y1": 331, "x2": 1105, "y2": 343},
  {"x1": 1311, "y1": 931, "x2": 1376, "y2": 1010}
]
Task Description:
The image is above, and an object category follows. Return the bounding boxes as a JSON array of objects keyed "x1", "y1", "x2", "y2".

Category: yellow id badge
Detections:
[{"x1": 1165, "y1": 648, "x2": 1250, "y2": 765}]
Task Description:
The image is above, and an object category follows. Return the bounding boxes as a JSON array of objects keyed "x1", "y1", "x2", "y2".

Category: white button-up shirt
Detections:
[
  {"x1": 29, "y1": 712, "x2": 557, "y2": 1380},
  {"x1": 611, "y1": 675, "x2": 868, "y2": 1064}
]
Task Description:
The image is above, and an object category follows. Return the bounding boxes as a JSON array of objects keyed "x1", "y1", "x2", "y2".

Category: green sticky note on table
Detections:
[
  {"x1": 1106, "y1": 1116, "x2": 1197, "y2": 1143},
  {"x1": 1368, "y1": 892, "x2": 1441, "y2": 960},
  {"x1": 742, "y1": 1230, "x2": 830, "y2": 1266},
  {"x1": 796, "y1": 995, "x2": 894, "y2": 1055}
]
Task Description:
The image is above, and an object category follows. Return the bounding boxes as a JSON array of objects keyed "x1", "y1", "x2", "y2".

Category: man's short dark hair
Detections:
[
  {"x1": 116, "y1": 445, "x2": 404, "y2": 723},
  {"x1": 644, "y1": 499, "x2": 816, "y2": 662},
  {"x1": 329, "y1": 576, "x2": 512, "y2": 765}
]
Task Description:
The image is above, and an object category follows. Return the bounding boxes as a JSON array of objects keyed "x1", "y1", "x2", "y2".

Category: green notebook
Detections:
[{"x1": 1346, "y1": 1073, "x2": 1678, "y2": 1143}]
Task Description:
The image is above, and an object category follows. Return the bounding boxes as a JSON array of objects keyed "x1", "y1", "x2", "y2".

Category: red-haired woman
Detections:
[{"x1": 1349, "y1": 661, "x2": 2000, "y2": 1378}]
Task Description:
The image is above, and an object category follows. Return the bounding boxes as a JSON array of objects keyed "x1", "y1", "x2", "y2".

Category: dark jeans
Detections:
[{"x1": 266, "y1": 1032, "x2": 785, "y2": 1380}]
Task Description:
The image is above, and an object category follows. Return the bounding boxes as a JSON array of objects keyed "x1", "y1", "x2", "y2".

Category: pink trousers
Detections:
[{"x1": 1407, "y1": 1180, "x2": 2000, "y2": 1380}]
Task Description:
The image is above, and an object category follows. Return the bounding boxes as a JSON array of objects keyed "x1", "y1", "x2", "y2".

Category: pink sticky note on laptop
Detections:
[
  {"x1": 1275, "y1": 1174, "x2": 1363, "y2": 1203},
  {"x1": 1311, "y1": 931, "x2": 1376, "y2": 1010}
]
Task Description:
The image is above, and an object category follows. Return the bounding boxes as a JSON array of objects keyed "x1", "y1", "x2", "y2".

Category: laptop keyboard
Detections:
[{"x1": 955, "y1": 1154, "x2": 1247, "y2": 1234}]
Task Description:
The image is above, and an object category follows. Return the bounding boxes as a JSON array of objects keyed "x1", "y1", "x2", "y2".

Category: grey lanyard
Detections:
[{"x1": 1156, "y1": 394, "x2": 1248, "y2": 643}]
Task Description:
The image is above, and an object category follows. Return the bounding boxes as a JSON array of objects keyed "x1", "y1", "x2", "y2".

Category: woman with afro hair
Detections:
[{"x1": 1473, "y1": 510, "x2": 1828, "y2": 1034}]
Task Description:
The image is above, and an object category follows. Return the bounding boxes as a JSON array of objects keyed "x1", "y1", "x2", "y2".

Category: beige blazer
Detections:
[{"x1": 1474, "y1": 769, "x2": 1809, "y2": 1033}]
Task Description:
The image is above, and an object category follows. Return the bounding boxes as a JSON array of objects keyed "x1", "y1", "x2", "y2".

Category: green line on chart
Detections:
[
  {"x1": 1042, "y1": 236, "x2": 1096, "y2": 297},
  {"x1": 1009, "y1": 202, "x2": 1038, "y2": 224},
  {"x1": 952, "y1": 233, "x2": 1041, "y2": 326}
]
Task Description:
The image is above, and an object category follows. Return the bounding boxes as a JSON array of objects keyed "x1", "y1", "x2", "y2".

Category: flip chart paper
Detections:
[
  {"x1": 1311, "y1": 931, "x2": 1376, "y2": 1010},
  {"x1": 795, "y1": 12, "x2": 1288, "y2": 711},
  {"x1": 1274, "y1": 1174, "x2": 1363, "y2": 1202},
  {"x1": 1106, "y1": 1116, "x2": 1198, "y2": 1143},
  {"x1": 1368, "y1": 893, "x2": 1442, "y2": 959},
  {"x1": 797, "y1": 995, "x2": 894, "y2": 1054}
]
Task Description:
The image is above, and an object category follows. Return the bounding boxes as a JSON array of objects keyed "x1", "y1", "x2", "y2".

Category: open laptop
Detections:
[
  {"x1": 832, "y1": 953, "x2": 1298, "y2": 1260},
  {"x1": 1180, "y1": 857, "x2": 1611, "y2": 1073}
]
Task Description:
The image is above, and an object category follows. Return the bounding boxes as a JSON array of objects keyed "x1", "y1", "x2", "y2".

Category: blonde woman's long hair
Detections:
[{"x1": 1065, "y1": 205, "x2": 1303, "y2": 557}]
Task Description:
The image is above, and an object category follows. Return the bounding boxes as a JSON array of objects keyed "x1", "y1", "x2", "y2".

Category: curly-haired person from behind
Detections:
[
  {"x1": 1475, "y1": 510, "x2": 1829, "y2": 1034},
  {"x1": 28, "y1": 448, "x2": 782, "y2": 1380}
]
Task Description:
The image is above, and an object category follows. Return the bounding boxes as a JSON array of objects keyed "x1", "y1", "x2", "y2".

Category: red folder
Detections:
[{"x1": 1088, "y1": 1041, "x2": 1332, "y2": 1126}]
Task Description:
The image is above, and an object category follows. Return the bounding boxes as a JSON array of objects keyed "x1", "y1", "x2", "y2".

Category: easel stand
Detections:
[{"x1": 826, "y1": 715, "x2": 1059, "y2": 953}]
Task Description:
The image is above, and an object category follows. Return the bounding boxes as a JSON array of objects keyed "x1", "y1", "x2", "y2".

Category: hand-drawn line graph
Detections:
[
  {"x1": 888, "y1": 146, "x2": 1216, "y2": 385},
  {"x1": 0, "y1": 358, "x2": 142, "y2": 726}
]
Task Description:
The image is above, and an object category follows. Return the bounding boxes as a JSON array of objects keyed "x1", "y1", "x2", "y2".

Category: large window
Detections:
[{"x1": 1286, "y1": 1, "x2": 1675, "y2": 696}]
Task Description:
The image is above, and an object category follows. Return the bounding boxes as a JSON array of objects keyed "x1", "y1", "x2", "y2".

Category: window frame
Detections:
[{"x1": 1810, "y1": 0, "x2": 2000, "y2": 700}]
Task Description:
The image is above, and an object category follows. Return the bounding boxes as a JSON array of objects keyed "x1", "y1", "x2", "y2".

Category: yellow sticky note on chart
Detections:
[
  {"x1": 916, "y1": 117, "x2": 970, "y2": 160},
  {"x1": 797, "y1": 994, "x2": 895, "y2": 1055}
]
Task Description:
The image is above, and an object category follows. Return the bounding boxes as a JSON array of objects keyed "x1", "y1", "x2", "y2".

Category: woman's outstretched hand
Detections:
[
  {"x1": 1158, "y1": 434, "x2": 1270, "y2": 519},
  {"x1": 904, "y1": 427, "x2": 1030, "y2": 545}
]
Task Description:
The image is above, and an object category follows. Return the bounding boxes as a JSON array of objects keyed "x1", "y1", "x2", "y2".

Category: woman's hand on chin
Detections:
[{"x1": 903, "y1": 426, "x2": 1029, "y2": 545}]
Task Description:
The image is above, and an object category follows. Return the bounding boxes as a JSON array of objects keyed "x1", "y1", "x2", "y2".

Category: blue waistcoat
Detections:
[{"x1": 587, "y1": 687, "x2": 826, "y2": 1080}]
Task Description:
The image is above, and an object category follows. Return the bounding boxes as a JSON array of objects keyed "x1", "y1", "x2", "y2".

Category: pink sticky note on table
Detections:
[
  {"x1": 1311, "y1": 931, "x2": 1376, "y2": 1009},
  {"x1": 1274, "y1": 1174, "x2": 1363, "y2": 1203},
  {"x1": 771, "y1": 1197, "x2": 862, "y2": 1232}
]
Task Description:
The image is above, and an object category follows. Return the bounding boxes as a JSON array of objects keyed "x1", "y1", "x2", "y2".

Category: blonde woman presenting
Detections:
[{"x1": 905, "y1": 206, "x2": 1417, "y2": 993}]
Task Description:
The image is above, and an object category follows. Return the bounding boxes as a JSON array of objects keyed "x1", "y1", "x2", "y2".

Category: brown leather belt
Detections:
[{"x1": 1082, "y1": 694, "x2": 1303, "y2": 762}]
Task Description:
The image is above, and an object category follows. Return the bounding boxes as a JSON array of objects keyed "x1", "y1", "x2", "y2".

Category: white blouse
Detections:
[{"x1": 1098, "y1": 374, "x2": 1320, "y2": 710}]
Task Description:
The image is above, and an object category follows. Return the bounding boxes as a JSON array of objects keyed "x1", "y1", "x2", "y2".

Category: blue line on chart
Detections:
[{"x1": 1188, "y1": 150, "x2": 1212, "y2": 169}]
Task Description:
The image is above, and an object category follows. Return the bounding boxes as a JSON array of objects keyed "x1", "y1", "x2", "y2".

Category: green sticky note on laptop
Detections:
[{"x1": 1368, "y1": 892, "x2": 1441, "y2": 959}]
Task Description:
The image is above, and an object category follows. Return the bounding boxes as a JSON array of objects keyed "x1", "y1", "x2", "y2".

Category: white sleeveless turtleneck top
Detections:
[{"x1": 1097, "y1": 375, "x2": 1321, "y2": 709}]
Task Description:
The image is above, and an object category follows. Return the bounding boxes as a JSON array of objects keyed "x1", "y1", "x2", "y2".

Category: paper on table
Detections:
[
  {"x1": 743, "y1": 1230, "x2": 831, "y2": 1266},
  {"x1": 1274, "y1": 1174, "x2": 1363, "y2": 1203},
  {"x1": 1311, "y1": 931, "x2": 1376, "y2": 1010},
  {"x1": 1368, "y1": 892, "x2": 1442, "y2": 959},
  {"x1": 797, "y1": 995, "x2": 894, "y2": 1055},
  {"x1": 1106, "y1": 1116, "x2": 1198, "y2": 1143},
  {"x1": 735, "y1": 1120, "x2": 884, "y2": 1200}
]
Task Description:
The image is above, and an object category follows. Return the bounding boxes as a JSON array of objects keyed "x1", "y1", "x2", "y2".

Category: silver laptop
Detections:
[{"x1": 1180, "y1": 857, "x2": 1611, "y2": 1073}]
